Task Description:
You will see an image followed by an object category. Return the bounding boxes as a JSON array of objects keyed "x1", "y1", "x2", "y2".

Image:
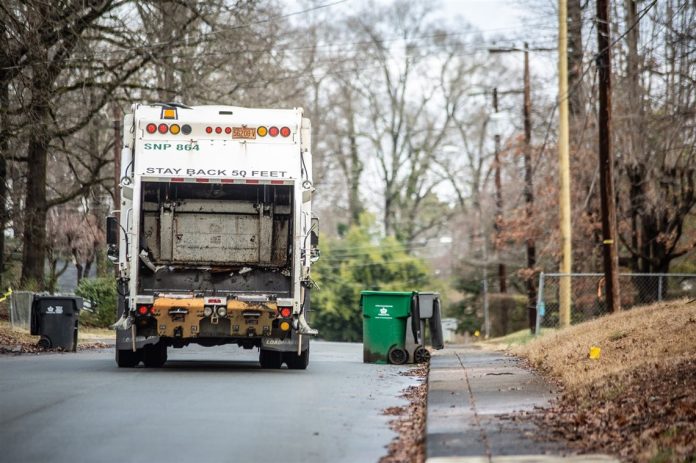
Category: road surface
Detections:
[{"x1": 0, "y1": 341, "x2": 416, "y2": 463}]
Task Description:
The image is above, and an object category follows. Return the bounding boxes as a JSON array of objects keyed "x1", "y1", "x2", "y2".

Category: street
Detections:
[{"x1": 0, "y1": 342, "x2": 417, "y2": 463}]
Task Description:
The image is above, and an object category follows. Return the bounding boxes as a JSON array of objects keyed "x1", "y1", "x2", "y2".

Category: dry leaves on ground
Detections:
[
  {"x1": 512, "y1": 300, "x2": 696, "y2": 462},
  {"x1": 526, "y1": 358, "x2": 696, "y2": 462},
  {"x1": 380, "y1": 363, "x2": 428, "y2": 463}
]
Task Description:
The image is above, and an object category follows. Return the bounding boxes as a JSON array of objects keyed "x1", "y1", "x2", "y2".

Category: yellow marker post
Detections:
[{"x1": 589, "y1": 346, "x2": 601, "y2": 360}]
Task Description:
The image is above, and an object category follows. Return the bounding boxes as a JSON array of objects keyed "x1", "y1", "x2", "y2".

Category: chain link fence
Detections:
[
  {"x1": 535, "y1": 273, "x2": 696, "y2": 332},
  {"x1": 9, "y1": 291, "x2": 34, "y2": 331}
]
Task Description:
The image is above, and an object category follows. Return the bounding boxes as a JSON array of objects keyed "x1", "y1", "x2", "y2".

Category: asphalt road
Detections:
[{"x1": 0, "y1": 341, "x2": 416, "y2": 463}]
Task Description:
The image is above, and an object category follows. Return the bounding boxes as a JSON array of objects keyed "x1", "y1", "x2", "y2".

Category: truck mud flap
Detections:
[
  {"x1": 261, "y1": 334, "x2": 309, "y2": 352},
  {"x1": 116, "y1": 330, "x2": 159, "y2": 350}
]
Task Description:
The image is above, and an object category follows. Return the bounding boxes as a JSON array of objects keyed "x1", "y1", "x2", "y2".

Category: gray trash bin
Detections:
[
  {"x1": 428, "y1": 297, "x2": 444, "y2": 350},
  {"x1": 418, "y1": 292, "x2": 444, "y2": 350},
  {"x1": 30, "y1": 296, "x2": 83, "y2": 351}
]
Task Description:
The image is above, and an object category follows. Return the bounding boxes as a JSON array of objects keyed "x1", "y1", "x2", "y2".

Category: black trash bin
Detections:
[{"x1": 30, "y1": 295, "x2": 83, "y2": 351}]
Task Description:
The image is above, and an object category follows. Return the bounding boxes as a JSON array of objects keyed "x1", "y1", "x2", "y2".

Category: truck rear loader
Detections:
[{"x1": 107, "y1": 103, "x2": 319, "y2": 369}]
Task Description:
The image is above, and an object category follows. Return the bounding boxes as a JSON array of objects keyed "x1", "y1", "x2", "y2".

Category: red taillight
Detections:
[
  {"x1": 137, "y1": 305, "x2": 149, "y2": 316},
  {"x1": 225, "y1": 127, "x2": 232, "y2": 134},
  {"x1": 146, "y1": 123, "x2": 157, "y2": 134},
  {"x1": 280, "y1": 127, "x2": 291, "y2": 137},
  {"x1": 158, "y1": 123, "x2": 168, "y2": 134},
  {"x1": 269, "y1": 126, "x2": 279, "y2": 137},
  {"x1": 149, "y1": 306, "x2": 157, "y2": 315},
  {"x1": 215, "y1": 127, "x2": 222, "y2": 134},
  {"x1": 205, "y1": 126, "x2": 213, "y2": 134},
  {"x1": 279, "y1": 307, "x2": 292, "y2": 318}
]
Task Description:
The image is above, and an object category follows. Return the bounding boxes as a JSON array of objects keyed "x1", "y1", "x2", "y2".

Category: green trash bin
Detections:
[{"x1": 361, "y1": 291, "x2": 415, "y2": 364}]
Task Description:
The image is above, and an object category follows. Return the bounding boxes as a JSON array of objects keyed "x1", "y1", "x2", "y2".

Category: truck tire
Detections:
[
  {"x1": 116, "y1": 348, "x2": 141, "y2": 368},
  {"x1": 142, "y1": 343, "x2": 167, "y2": 368},
  {"x1": 259, "y1": 349, "x2": 283, "y2": 369},
  {"x1": 285, "y1": 348, "x2": 309, "y2": 370}
]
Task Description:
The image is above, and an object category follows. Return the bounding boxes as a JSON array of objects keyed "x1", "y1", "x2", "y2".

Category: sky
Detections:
[{"x1": 440, "y1": 0, "x2": 531, "y2": 37}]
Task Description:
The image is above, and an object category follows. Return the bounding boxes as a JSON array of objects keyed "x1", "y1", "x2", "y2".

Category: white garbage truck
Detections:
[{"x1": 107, "y1": 103, "x2": 319, "y2": 369}]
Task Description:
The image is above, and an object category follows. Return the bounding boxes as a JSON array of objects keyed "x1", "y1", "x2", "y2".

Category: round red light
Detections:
[
  {"x1": 215, "y1": 127, "x2": 222, "y2": 134},
  {"x1": 158, "y1": 123, "x2": 168, "y2": 134},
  {"x1": 205, "y1": 127, "x2": 212, "y2": 134},
  {"x1": 149, "y1": 306, "x2": 157, "y2": 315},
  {"x1": 269, "y1": 126, "x2": 279, "y2": 137},
  {"x1": 280, "y1": 127, "x2": 291, "y2": 137},
  {"x1": 280, "y1": 307, "x2": 292, "y2": 318},
  {"x1": 137, "y1": 305, "x2": 149, "y2": 315},
  {"x1": 146, "y1": 123, "x2": 157, "y2": 134},
  {"x1": 225, "y1": 127, "x2": 232, "y2": 134}
]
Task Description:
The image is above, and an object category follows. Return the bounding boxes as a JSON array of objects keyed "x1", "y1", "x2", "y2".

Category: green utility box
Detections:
[{"x1": 361, "y1": 291, "x2": 415, "y2": 364}]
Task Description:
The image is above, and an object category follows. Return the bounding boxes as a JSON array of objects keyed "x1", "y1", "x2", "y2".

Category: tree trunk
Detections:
[
  {"x1": 347, "y1": 110, "x2": 363, "y2": 225},
  {"x1": 0, "y1": 76, "x2": 8, "y2": 287},
  {"x1": 20, "y1": 61, "x2": 51, "y2": 288}
]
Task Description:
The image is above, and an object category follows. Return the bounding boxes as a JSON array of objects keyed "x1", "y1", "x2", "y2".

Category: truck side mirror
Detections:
[
  {"x1": 106, "y1": 216, "x2": 119, "y2": 262},
  {"x1": 106, "y1": 216, "x2": 119, "y2": 246},
  {"x1": 310, "y1": 218, "x2": 319, "y2": 246}
]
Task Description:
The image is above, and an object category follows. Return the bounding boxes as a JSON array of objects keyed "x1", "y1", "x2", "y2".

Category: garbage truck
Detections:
[{"x1": 107, "y1": 103, "x2": 319, "y2": 369}]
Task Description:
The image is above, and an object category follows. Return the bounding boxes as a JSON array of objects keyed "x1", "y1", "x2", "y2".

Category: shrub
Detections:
[{"x1": 76, "y1": 277, "x2": 117, "y2": 328}]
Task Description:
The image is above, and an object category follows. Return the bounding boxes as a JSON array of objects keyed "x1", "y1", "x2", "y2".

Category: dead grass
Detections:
[
  {"x1": 0, "y1": 320, "x2": 113, "y2": 353},
  {"x1": 515, "y1": 298, "x2": 696, "y2": 398},
  {"x1": 513, "y1": 298, "x2": 696, "y2": 462}
]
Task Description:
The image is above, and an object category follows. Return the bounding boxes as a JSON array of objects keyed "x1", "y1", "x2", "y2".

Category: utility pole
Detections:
[
  {"x1": 492, "y1": 88, "x2": 507, "y2": 294},
  {"x1": 558, "y1": 0, "x2": 573, "y2": 328},
  {"x1": 489, "y1": 44, "x2": 552, "y2": 331},
  {"x1": 522, "y1": 43, "x2": 537, "y2": 332},
  {"x1": 596, "y1": 0, "x2": 621, "y2": 312}
]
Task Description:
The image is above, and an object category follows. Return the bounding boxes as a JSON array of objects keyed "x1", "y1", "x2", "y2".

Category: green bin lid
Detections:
[{"x1": 361, "y1": 291, "x2": 415, "y2": 318}]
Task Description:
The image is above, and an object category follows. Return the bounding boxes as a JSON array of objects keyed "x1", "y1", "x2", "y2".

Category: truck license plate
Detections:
[{"x1": 232, "y1": 127, "x2": 256, "y2": 139}]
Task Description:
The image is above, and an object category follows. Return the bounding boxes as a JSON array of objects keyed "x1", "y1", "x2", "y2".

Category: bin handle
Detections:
[{"x1": 411, "y1": 293, "x2": 421, "y2": 344}]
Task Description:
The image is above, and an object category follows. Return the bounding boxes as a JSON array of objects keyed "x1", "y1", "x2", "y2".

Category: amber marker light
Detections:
[
  {"x1": 280, "y1": 321, "x2": 291, "y2": 331},
  {"x1": 257, "y1": 126, "x2": 268, "y2": 137},
  {"x1": 169, "y1": 124, "x2": 181, "y2": 135}
]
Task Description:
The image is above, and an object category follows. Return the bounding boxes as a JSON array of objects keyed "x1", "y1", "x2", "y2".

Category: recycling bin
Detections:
[
  {"x1": 30, "y1": 295, "x2": 83, "y2": 351},
  {"x1": 361, "y1": 291, "x2": 416, "y2": 364}
]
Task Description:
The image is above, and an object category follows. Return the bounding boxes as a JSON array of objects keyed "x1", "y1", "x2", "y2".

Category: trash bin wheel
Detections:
[
  {"x1": 388, "y1": 346, "x2": 408, "y2": 365},
  {"x1": 116, "y1": 348, "x2": 141, "y2": 368},
  {"x1": 37, "y1": 337, "x2": 52, "y2": 350},
  {"x1": 259, "y1": 349, "x2": 283, "y2": 369},
  {"x1": 142, "y1": 343, "x2": 167, "y2": 368},
  {"x1": 414, "y1": 346, "x2": 431, "y2": 363},
  {"x1": 285, "y1": 347, "x2": 310, "y2": 370}
]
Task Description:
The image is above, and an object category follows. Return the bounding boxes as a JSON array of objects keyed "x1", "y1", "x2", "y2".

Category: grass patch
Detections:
[
  {"x1": 482, "y1": 327, "x2": 554, "y2": 349},
  {"x1": 515, "y1": 298, "x2": 696, "y2": 398}
]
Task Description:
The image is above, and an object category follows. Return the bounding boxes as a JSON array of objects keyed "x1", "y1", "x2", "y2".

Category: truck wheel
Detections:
[
  {"x1": 142, "y1": 343, "x2": 167, "y2": 368},
  {"x1": 259, "y1": 349, "x2": 283, "y2": 369},
  {"x1": 285, "y1": 348, "x2": 309, "y2": 370},
  {"x1": 116, "y1": 348, "x2": 141, "y2": 368}
]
